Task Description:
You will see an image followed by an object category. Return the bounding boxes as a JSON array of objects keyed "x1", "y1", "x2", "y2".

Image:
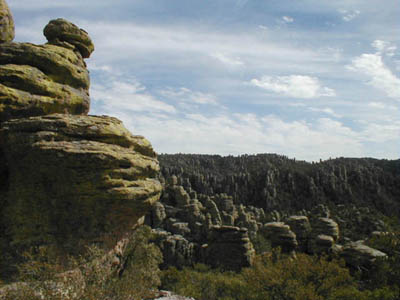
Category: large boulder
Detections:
[
  {"x1": 287, "y1": 215, "x2": 311, "y2": 252},
  {"x1": 0, "y1": 0, "x2": 14, "y2": 43},
  {"x1": 44, "y1": 18, "x2": 94, "y2": 58},
  {"x1": 309, "y1": 234, "x2": 335, "y2": 254},
  {"x1": 340, "y1": 241, "x2": 387, "y2": 269},
  {"x1": 152, "y1": 230, "x2": 196, "y2": 269},
  {"x1": 312, "y1": 217, "x2": 339, "y2": 241},
  {"x1": 261, "y1": 222, "x2": 298, "y2": 253},
  {"x1": 205, "y1": 225, "x2": 254, "y2": 271},
  {"x1": 0, "y1": 21, "x2": 91, "y2": 122},
  {"x1": 0, "y1": 114, "x2": 162, "y2": 252}
]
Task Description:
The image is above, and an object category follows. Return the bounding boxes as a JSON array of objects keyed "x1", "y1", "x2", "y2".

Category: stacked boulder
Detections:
[
  {"x1": 261, "y1": 222, "x2": 297, "y2": 253},
  {"x1": 0, "y1": 18, "x2": 92, "y2": 121},
  {"x1": 308, "y1": 217, "x2": 340, "y2": 254},
  {"x1": 205, "y1": 225, "x2": 255, "y2": 271},
  {"x1": 287, "y1": 216, "x2": 311, "y2": 252},
  {"x1": 0, "y1": 1, "x2": 161, "y2": 265},
  {"x1": 147, "y1": 180, "x2": 257, "y2": 271}
]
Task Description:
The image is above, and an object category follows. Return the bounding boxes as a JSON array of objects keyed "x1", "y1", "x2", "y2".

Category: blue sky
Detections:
[{"x1": 7, "y1": 0, "x2": 400, "y2": 161}]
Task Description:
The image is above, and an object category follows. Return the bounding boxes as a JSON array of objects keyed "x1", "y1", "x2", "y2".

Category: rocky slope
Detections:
[
  {"x1": 143, "y1": 154, "x2": 398, "y2": 270},
  {"x1": 159, "y1": 154, "x2": 400, "y2": 219}
]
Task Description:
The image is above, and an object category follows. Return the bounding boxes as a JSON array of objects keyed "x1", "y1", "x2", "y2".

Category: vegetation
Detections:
[
  {"x1": 2, "y1": 227, "x2": 400, "y2": 300},
  {"x1": 161, "y1": 246, "x2": 400, "y2": 300},
  {"x1": 0, "y1": 225, "x2": 162, "y2": 300}
]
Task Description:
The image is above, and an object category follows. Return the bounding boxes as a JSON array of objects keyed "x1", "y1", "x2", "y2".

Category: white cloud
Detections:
[
  {"x1": 367, "y1": 102, "x2": 387, "y2": 109},
  {"x1": 282, "y1": 16, "x2": 294, "y2": 23},
  {"x1": 160, "y1": 87, "x2": 220, "y2": 106},
  {"x1": 211, "y1": 52, "x2": 244, "y2": 66},
  {"x1": 368, "y1": 102, "x2": 385, "y2": 109},
  {"x1": 82, "y1": 21, "x2": 323, "y2": 69},
  {"x1": 87, "y1": 62, "x2": 113, "y2": 72},
  {"x1": 308, "y1": 107, "x2": 342, "y2": 118},
  {"x1": 361, "y1": 121, "x2": 400, "y2": 143},
  {"x1": 91, "y1": 78, "x2": 176, "y2": 114},
  {"x1": 88, "y1": 69, "x2": 399, "y2": 161},
  {"x1": 347, "y1": 53, "x2": 400, "y2": 99},
  {"x1": 250, "y1": 75, "x2": 336, "y2": 99},
  {"x1": 9, "y1": 0, "x2": 80, "y2": 9},
  {"x1": 339, "y1": 9, "x2": 360, "y2": 22},
  {"x1": 372, "y1": 40, "x2": 397, "y2": 57},
  {"x1": 125, "y1": 113, "x2": 365, "y2": 161}
]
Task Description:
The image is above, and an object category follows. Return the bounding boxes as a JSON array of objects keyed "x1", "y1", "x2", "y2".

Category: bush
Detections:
[
  {"x1": 242, "y1": 250, "x2": 364, "y2": 300},
  {"x1": 161, "y1": 249, "x2": 371, "y2": 300},
  {"x1": 161, "y1": 264, "x2": 247, "y2": 300},
  {"x1": 363, "y1": 232, "x2": 400, "y2": 294},
  {"x1": 0, "y1": 225, "x2": 163, "y2": 300}
]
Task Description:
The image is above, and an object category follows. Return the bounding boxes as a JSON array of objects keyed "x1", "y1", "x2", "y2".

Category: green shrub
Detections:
[
  {"x1": 364, "y1": 232, "x2": 400, "y2": 294},
  {"x1": 0, "y1": 225, "x2": 163, "y2": 300},
  {"x1": 161, "y1": 264, "x2": 247, "y2": 300},
  {"x1": 242, "y1": 250, "x2": 364, "y2": 300},
  {"x1": 161, "y1": 249, "x2": 373, "y2": 300}
]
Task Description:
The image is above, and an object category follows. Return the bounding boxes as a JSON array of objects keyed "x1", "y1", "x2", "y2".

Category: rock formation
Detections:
[
  {"x1": 205, "y1": 225, "x2": 254, "y2": 271},
  {"x1": 0, "y1": 114, "x2": 161, "y2": 250},
  {"x1": 152, "y1": 229, "x2": 196, "y2": 269},
  {"x1": 159, "y1": 154, "x2": 400, "y2": 221},
  {"x1": 340, "y1": 241, "x2": 387, "y2": 269},
  {"x1": 0, "y1": 1, "x2": 161, "y2": 280},
  {"x1": 261, "y1": 222, "x2": 297, "y2": 253},
  {"x1": 0, "y1": 0, "x2": 14, "y2": 43},
  {"x1": 0, "y1": 19, "x2": 92, "y2": 122},
  {"x1": 287, "y1": 216, "x2": 311, "y2": 252}
]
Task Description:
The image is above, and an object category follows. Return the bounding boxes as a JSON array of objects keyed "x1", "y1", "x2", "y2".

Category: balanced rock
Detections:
[
  {"x1": 0, "y1": 22, "x2": 91, "y2": 122},
  {"x1": 152, "y1": 230, "x2": 196, "y2": 269},
  {"x1": 150, "y1": 202, "x2": 167, "y2": 228},
  {"x1": 204, "y1": 197, "x2": 222, "y2": 226},
  {"x1": 0, "y1": 114, "x2": 162, "y2": 251},
  {"x1": 0, "y1": 0, "x2": 14, "y2": 43},
  {"x1": 309, "y1": 234, "x2": 335, "y2": 254},
  {"x1": 287, "y1": 216, "x2": 311, "y2": 252},
  {"x1": 44, "y1": 18, "x2": 94, "y2": 58},
  {"x1": 205, "y1": 225, "x2": 254, "y2": 271},
  {"x1": 262, "y1": 222, "x2": 297, "y2": 253},
  {"x1": 312, "y1": 217, "x2": 339, "y2": 241}
]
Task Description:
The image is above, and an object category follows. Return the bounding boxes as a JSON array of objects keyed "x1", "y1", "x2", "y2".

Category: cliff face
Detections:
[
  {"x1": 1, "y1": 114, "x2": 161, "y2": 250},
  {"x1": 159, "y1": 154, "x2": 400, "y2": 216},
  {"x1": 0, "y1": 2, "x2": 161, "y2": 278}
]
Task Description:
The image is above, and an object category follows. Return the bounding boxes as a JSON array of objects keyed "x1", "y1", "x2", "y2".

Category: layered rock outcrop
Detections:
[
  {"x1": 261, "y1": 222, "x2": 297, "y2": 253},
  {"x1": 146, "y1": 180, "x2": 256, "y2": 271},
  {"x1": 0, "y1": 114, "x2": 161, "y2": 250},
  {"x1": 340, "y1": 241, "x2": 387, "y2": 269},
  {"x1": 205, "y1": 225, "x2": 254, "y2": 271},
  {"x1": 0, "y1": 1, "x2": 161, "y2": 280},
  {"x1": 0, "y1": 19, "x2": 92, "y2": 122}
]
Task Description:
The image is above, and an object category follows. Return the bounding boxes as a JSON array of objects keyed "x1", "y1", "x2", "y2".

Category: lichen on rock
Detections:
[
  {"x1": 0, "y1": 114, "x2": 162, "y2": 251},
  {"x1": 0, "y1": 21, "x2": 91, "y2": 122},
  {"x1": 0, "y1": 0, "x2": 14, "y2": 43},
  {"x1": 44, "y1": 18, "x2": 94, "y2": 58}
]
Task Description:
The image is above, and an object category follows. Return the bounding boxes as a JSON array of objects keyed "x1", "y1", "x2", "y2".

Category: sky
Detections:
[{"x1": 7, "y1": 0, "x2": 400, "y2": 161}]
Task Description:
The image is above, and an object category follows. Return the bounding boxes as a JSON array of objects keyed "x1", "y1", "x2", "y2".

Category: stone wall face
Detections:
[{"x1": 0, "y1": 3, "x2": 161, "y2": 270}]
